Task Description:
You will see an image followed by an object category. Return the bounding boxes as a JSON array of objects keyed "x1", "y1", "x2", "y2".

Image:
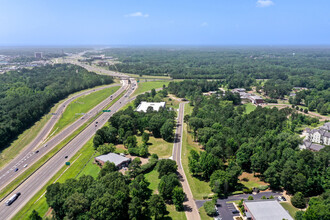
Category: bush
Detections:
[
  {"x1": 258, "y1": 185, "x2": 269, "y2": 191},
  {"x1": 269, "y1": 195, "x2": 274, "y2": 199},
  {"x1": 291, "y1": 192, "x2": 306, "y2": 208},
  {"x1": 203, "y1": 201, "x2": 216, "y2": 216},
  {"x1": 243, "y1": 188, "x2": 253, "y2": 194},
  {"x1": 248, "y1": 196, "x2": 254, "y2": 200},
  {"x1": 261, "y1": 196, "x2": 266, "y2": 199}
]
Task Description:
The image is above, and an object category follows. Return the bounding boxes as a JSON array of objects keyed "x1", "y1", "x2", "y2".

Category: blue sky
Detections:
[{"x1": 0, "y1": 0, "x2": 329, "y2": 45}]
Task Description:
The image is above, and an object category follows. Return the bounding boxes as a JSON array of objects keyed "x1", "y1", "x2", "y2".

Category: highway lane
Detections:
[
  {"x1": 0, "y1": 82, "x2": 125, "y2": 194},
  {"x1": 0, "y1": 83, "x2": 120, "y2": 191},
  {"x1": 0, "y1": 78, "x2": 137, "y2": 219},
  {"x1": 172, "y1": 102, "x2": 201, "y2": 220}
]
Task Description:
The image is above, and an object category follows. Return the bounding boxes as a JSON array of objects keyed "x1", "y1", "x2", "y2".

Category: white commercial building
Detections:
[{"x1": 136, "y1": 101, "x2": 166, "y2": 112}]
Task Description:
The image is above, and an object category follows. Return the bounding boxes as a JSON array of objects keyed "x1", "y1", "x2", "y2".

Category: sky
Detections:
[{"x1": 0, "y1": 0, "x2": 329, "y2": 46}]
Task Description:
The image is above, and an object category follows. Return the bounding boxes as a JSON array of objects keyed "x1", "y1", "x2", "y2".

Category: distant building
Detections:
[
  {"x1": 248, "y1": 95, "x2": 264, "y2": 104},
  {"x1": 306, "y1": 122, "x2": 330, "y2": 146},
  {"x1": 95, "y1": 153, "x2": 131, "y2": 169},
  {"x1": 244, "y1": 200, "x2": 293, "y2": 220},
  {"x1": 136, "y1": 101, "x2": 166, "y2": 112},
  {"x1": 34, "y1": 52, "x2": 43, "y2": 59}
]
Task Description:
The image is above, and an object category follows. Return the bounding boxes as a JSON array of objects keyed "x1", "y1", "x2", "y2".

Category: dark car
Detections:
[
  {"x1": 232, "y1": 210, "x2": 239, "y2": 214},
  {"x1": 65, "y1": 156, "x2": 68, "y2": 159},
  {"x1": 15, "y1": 168, "x2": 19, "y2": 172},
  {"x1": 35, "y1": 150, "x2": 39, "y2": 153},
  {"x1": 281, "y1": 196, "x2": 287, "y2": 201}
]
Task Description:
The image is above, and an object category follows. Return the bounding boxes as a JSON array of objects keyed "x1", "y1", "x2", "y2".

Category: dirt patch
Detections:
[{"x1": 239, "y1": 172, "x2": 268, "y2": 186}]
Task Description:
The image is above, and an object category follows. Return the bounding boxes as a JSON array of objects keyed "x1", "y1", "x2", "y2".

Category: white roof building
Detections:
[
  {"x1": 244, "y1": 200, "x2": 293, "y2": 220},
  {"x1": 136, "y1": 101, "x2": 166, "y2": 112}
]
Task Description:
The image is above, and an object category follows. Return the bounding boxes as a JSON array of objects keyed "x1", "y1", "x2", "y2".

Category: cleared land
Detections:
[
  {"x1": 182, "y1": 104, "x2": 213, "y2": 200},
  {"x1": 131, "y1": 81, "x2": 170, "y2": 97},
  {"x1": 238, "y1": 172, "x2": 268, "y2": 189},
  {"x1": 244, "y1": 103, "x2": 257, "y2": 114},
  {"x1": 280, "y1": 202, "x2": 300, "y2": 218},
  {"x1": 49, "y1": 86, "x2": 120, "y2": 136}
]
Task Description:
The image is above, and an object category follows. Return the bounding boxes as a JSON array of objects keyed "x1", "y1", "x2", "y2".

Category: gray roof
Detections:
[
  {"x1": 244, "y1": 200, "x2": 293, "y2": 220},
  {"x1": 95, "y1": 153, "x2": 130, "y2": 166},
  {"x1": 309, "y1": 143, "x2": 325, "y2": 151},
  {"x1": 324, "y1": 132, "x2": 330, "y2": 138}
]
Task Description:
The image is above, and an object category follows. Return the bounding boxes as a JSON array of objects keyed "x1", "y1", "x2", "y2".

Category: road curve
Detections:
[
  {"x1": 0, "y1": 79, "x2": 137, "y2": 219},
  {"x1": 173, "y1": 102, "x2": 201, "y2": 220},
  {"x1": 0, "y1": 83, "x2": 120, "y2": 192}
]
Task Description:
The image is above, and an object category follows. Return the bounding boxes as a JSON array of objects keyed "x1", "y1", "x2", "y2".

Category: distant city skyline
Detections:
[{"x1": 0, "y1": 0, "x2": 329, "y2": 45}]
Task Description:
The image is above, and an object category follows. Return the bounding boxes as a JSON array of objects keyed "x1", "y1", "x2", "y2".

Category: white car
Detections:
[
  {"x1": 23, "y1": 164, "x2": 28, "y2": 168},
  {"x1": 278, "y1": 196, "x2": 283, "y2": 201}
]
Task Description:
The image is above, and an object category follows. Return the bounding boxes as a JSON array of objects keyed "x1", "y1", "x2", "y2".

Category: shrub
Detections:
[
  {"x1": 291, "y1": 192, "x2": 306, "y2": 208},
  {"x1": 243, "y1": 188, "x2": 253, "y2": 194},
  {"x1": 261, "y1": 196, "x2": 266, "y2": 199},
  {"x1": 269, "y1": 195, "x2": 274, "y2": 199},
  {"x1": 258, "y1": 185, "x2": 269, "y2": 191},
  {"x1": 203, "y1": 201, "x2": 216, "y2": 216},
  {"x1": 248, "y1": 196, "x2": 254, "y2": 200}
]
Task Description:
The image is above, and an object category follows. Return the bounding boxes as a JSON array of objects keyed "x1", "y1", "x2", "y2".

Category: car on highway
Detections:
[
  {"x1": 44, "y1": 144, "x2": 48, "y2": 147},
  {"x1": 5, "y1": 192, "x2": 21, "y2": 206},
  {"x1": 35, "y1": 150, "x2": 39, "y2": 153},
  {"x1": 15, "y1": 168, "x2": 18, "y2": 172},
  {"x1": 95, "y1": 121, "x2": 98, "y2": 124},
  {"x1": 23, "y1": 164, "x2": 28, "y2": 168},
  {"x1": 65, "y1": 156, "x2": 68, "y2": 159}
]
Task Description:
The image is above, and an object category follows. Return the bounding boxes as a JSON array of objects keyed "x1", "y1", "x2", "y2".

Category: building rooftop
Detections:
[
  {"x1": 244, "y1": 200, "x2": 293, "y2": 220},
  {"x1": 95, "y1": 153, "x2": 130, "y2": 166},
  {"x1": 136, "y1": 101, "x2": 166, "y2": 112}
]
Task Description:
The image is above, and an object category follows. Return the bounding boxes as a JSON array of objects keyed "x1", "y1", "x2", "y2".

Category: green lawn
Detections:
[
  {"x1": 13, "y1": 138, "x2": 100, "y2": 220},
  {"x1": 280, "y1": 202, "x2": 300, "y2": 218},
  {"x1": 182, "y1": 104, "x2": 213, "y2": 200},
  {"x1": 132, "y1": 81, "x2": 170, "y2": 97},
  {"x1": 49, "y1": 86, "x2": 120, "y2": 136},
  {"x1": 244, "y1": 103, "x2": 257, "y2": 114},
  {"x1": 199, "y1": 207, "x2": 213, "y2": 220},
  {"x1": 144, "y1": 169, "x2": 160, "y2": 193},
  {"x1": 166, "y1": 204, "x2": 187, "y2": 220},
  {"x1": 136, "y1": 134, "x2": 173, "y2": 159}
]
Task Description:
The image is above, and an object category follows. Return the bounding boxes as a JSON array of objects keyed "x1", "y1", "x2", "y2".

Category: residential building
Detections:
[
  {"x1": 95, "y1": 153, "x2": 131, "y2": 169},
  {"x1": 244, "y1": 200, "x2": 293, "y2": 220},
  {"x1": 34, "y1": 52, "x2": 43, "y2": 59},
  {"x1": 248, "y1": 95, "x2": 264, "y2": 104},
  {"x1": 306, "y1": 123, "x2": 330, "y2": 146},
  {"x1": 136, "y1": 101, "x2": 166, "y2": 112}
]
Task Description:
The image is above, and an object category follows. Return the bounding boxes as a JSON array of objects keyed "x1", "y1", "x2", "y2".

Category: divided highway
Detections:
[
  {"x1": 0, "y1": 84, "x2": 121, "y2": 191},
  {"x1": 0, "y1": 78, "x2": 137, "y2": 219}
]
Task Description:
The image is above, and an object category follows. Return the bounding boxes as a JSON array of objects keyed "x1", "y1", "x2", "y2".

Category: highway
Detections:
[
  {"x1": 172, "y1": 102, "x2": 201, "y2": 220},
  {"x1": 0, "y1": 78, "x2": 137, "y2": 219},
  {"x1": 0, "y1": 83, "x2": 120, "y2": 192}
]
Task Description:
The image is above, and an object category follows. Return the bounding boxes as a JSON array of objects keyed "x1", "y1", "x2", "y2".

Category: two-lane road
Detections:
[{"x1": 172, "y1": 102, "x2": 201, "y2": 220}]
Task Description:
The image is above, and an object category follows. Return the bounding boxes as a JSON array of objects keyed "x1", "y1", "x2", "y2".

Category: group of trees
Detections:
[
  {"x1": 45, "y1": 158, "x2": 171, "y2": 220},
  {"x1": 0, "y1": 64, "x2": 113, "y2": 149},
  {"x1": 177, "y1": 85, "x2": 329, "y2": 202},
  {"x1": 289, "y1": 88, "x2": 330, "y2": 115},
  {"x1": 93, "y1": 105, "x2": 176, "y2": 157}
]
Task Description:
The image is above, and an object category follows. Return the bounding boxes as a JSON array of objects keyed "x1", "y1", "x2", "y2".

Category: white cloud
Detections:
[
  {"x1": 256, "y1": 0, "x2": 274, "y2": 7},
  {"x1": 201, "y1": 22, "x2": 208, "y2": 27},
  {"x1": 125, "y1": 12, "x2": 149, "y2": 18}
]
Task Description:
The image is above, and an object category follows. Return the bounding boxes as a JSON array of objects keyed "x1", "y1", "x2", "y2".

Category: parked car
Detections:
[
  {"x1": 232, "y1": 210, "x2": 239, "y2": 214},
  {"x1": 281, "y1": 196, "x2": 286, "y2": 201},
  {"x1": 278, "y1": 196, "x2": 283, "y2": 201}
]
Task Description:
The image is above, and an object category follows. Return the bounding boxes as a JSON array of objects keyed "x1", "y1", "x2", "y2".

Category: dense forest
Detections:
[
  {"x1": 104, "y1": 48, "x2": 330, "y2": 89},
  {"x1": 0, "y1": 64, "x2": 113, "y2": 149}
]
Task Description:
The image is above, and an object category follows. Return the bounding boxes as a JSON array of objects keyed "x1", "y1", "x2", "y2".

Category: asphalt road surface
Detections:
[
  {"x1": 172, "y1": 102, "x2": 201, "y2": 220},
  {"x1": 0, "y1": 78, "x2": 137, "y2": 219},
  {"x1": 0, "y1": 83, "x2": 120, "y2": 192}
]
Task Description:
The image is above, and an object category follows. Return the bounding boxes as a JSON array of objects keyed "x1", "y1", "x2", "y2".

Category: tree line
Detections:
[{"x1": 0, "y1": 64, "x2": 113, "y2": 149}]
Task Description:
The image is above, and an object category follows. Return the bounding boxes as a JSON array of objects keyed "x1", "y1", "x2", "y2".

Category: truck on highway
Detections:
[{"x1": 5, "y1": 192, "x2": 21, "y2": 206}]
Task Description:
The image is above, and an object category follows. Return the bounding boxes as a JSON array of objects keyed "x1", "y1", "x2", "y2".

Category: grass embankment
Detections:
[
  {"x1": 127, "y1": 73, "x2": 172, "y2": 80},
  {"x1": 144, "y1": 168, "x2": 186, "y2": 220},
  {"x1": 13, "y1": 138, "x2": 100, "y2": 220},
  {"x1": 280, "y1": 202, "x2": 300, "y2": 218},
  {"x1": 136, "y1": 135, "x2": 173, "y2": 159},
  {"x1": 199, "y1": 207, "x2": 213, "y2": 220},
  {"x1": 49, "y1": 86, "x2": 120, "y2": 137},
  {"x1": 182, "y1": 104, "x2": 213, "y2": 200},
  {"x1": 131, "y1": 81, "x2": 170, "y2": 97}
]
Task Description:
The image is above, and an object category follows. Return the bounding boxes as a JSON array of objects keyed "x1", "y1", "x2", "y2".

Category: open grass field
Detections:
[
  {"x1": 182, "y1": 104, "x2": 213, "y2": 200},
  {"x1": 280, "y1": 202, "x2": 300, "y2": 218},
  {"x1": 238, "y1": 172, "x2": 268, "y2": 189},
  {"x1": 131, "y1": 80, "x2": 170, "y2": 97},
  {"x1": 49, "y1": 86, "x2": 120, "y2": 136},
  {"x1": 244, "y1": 103, "x2": 257, "y2": 114},
  {"x1": 13, "y1": 138, "x2": 99, "y2": 219},
  {"x1": 136, "y1": 134, "x2": 173, "y2": 159},
  {"x1": 127, "y1": 73, "x2": 172, "y2": 80}
]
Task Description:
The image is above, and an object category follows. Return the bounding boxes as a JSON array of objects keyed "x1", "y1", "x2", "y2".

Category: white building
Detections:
[
  {"x1": 136, "y1": 102, "x2": 166, "y2": 113},
  {"x1": 301, "y1": 122, "x2": 330, "y2": 151}
]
